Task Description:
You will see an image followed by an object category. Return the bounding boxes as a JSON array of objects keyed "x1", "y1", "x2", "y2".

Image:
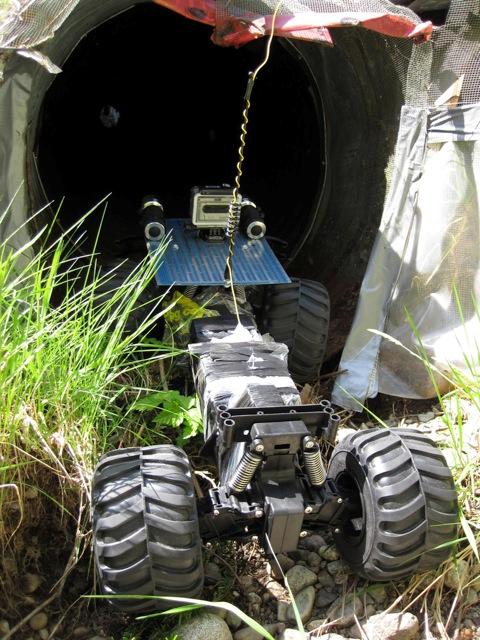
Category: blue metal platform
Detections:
[{"x1": 149, "y1": 219, "x2": 290, "y2": 286}]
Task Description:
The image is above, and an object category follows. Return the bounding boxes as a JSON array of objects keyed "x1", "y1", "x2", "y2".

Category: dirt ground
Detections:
[{"x1": 1, "y1": 393, "x2": 479, "y2": 640}]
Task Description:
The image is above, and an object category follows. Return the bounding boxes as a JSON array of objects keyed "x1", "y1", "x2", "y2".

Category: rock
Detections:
[
  {"x1": 279, "y1": 630, "x2": 309, "y2": 640},
  {"x1": 278, "y1": 601, "x2": 289, "y2": 622},
  {"x1": 0, "y1": 620, "x2": 10, "y2": 635},
  {"x1": 38, "y1": 630, "x2": 49, "y2": 640},
  {"x1": 367, "y1": 584, "x2": 387, "y2": 604},
  {"x1": 174, "y1": 612, "x2": 233, "y2": 640},
  {"x1": 306, "y1": 619, "x2": 327, "y2": 632},
  {"x1": 73, "y1": 627, "x2": 90, "y2": 637},
  {"x1": 289, "y1": 550, "x2": 309, "y2": 562},
  {"x1": 247, "y1": 592, "x2": 262, "y2": 605},
  {"x1": 418, "y1": 412, "x2": 435, "y2": 423},
  {"x1": 226, "y1": 611, "x2": 243, "y2": 630},
  {"x1": 29, "y1": 613, "x2": 48, "y2": 631},
  {"x1": 262, "y1": 579, "x2": 287, "y2": 601},
  {"x1": 307, "y1": 552, "x2": 322, "y2": 571},
  {"x1": 326, "y1": 560, "x2": 346, "y2": 576},
  {"x1": 277, "y1": 554, "x2": 296, "y2": 572},
  {"x1": 316, "y1": 570, "x2": 336, "y2": 589},
  {"x1": 470, "y1": 574, "x2": 480, "y2": 591},
  {"x1": 327, "y1": 596, "x2": 363, "y2": 628},
  {"x1": 233, "y1": 623, "x2": 284, "y2": 640},
  {"x1": 298, "y1": 534, "x2": 326, "y2": 552},
  {"x1": 286, "y1": 586, "x2": 316, "y2": 623},
  {"x1": 365, "y1": 604, "x2": 376, "y2": 617},
  {"x1": 445, "y1": 559, "x2": 469, "y2": 590},
  {"x1": 464, "y1": 589, "x2": 480, "y2": 607},
  {"x1": 314, "y1": 635, "x2": 348, "y2": 640},
  {"x1": 285, "y1": 565, "x2": 317, "y2": 595},
  {"x1": 318, "y1": 546, "x2": 340, "y2": 562},
  {"x1": 205, "y1": 562, "x2": 223, "y2": 583},
  {"x1": 2, "y1": 556, "x2": 17, "y2": 574},
  {"x1": 316, "y1": 589, "x2": 338, "y2": 608},
  {"x1": 351, "y1": 612, "x2": 419, "y2": 640},
  {"x1": 238, "y1": 575, "x2": 256, "y2": 591},
  {"x1": 24, "y1": 487, "x2": 38, "y2": 499},
  {"x1": 22, "y1": 573, "x2": 41, "y2": 594},
  {"x1": 334, "y1": 572, "x2": 349, "y2": 586}
]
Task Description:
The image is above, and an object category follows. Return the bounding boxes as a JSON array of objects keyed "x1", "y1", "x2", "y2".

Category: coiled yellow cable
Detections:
[{"x1": 224, "y1": 2, "x2": 282, "y2": 324}]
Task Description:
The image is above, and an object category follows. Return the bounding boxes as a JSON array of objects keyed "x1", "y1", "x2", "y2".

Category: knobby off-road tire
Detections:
[
  {"x1": 92, "y1": 445, "x2": 204, "y2": 613},
  {"x1": 261, "y1": 278, "x2": 330, "y2": 384},
  {"x1": 327, "y1": 428, "x2": 458, "y2": 581}
]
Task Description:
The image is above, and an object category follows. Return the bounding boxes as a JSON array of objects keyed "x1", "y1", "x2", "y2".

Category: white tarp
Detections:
[{"x1": 333, "y1": 104, "x2": 480, "y2": 408}]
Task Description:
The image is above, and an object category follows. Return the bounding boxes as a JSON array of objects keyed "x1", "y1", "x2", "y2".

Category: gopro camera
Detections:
[{"x1": 190, "y1": 185, "x2": 236, "y2": 229}]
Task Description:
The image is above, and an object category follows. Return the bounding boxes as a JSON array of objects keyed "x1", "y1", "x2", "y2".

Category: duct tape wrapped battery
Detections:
[{"x1": 189, "y1": 340, "x2": 300, "y2": 439}]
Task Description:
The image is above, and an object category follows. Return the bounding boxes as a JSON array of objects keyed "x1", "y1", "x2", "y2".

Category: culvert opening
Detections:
[{"x1": 38, "y1": 3, "x2": 325, "y2": 263}]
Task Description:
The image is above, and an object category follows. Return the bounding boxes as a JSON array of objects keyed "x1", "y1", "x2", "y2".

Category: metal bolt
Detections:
[
  {"x1": 304, "y1": 438, "x2": 316, "y2": 449},
  {"x1": 253, "y1": 439, "x2": 264, "y2": 453},
  {"x1": 254, "y1": 508, "x2": 264, "y2": 518},
  {"x1": 299, "y1": 531, "x2": 308, "y2": 538},
  {"x1": 334, "y1": 528, "x2": 341, "y2": 534},
  {"x1": 337, "y1": 497, "x2": 343, "y2": 504},
  {"x1": 304, "y1": 506, "x2": 313, "y2": 514},
  {"x1": 213, "y1": 509, "x2": 220, "y2": 517}
]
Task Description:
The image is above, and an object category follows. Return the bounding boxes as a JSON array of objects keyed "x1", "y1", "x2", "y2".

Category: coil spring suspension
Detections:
[
  {"x1": 234, "y1": 285, "x2": 246, "y2": 302},
  {"x1": 303, "y1": 437, "x2": 326, "y2": 486},
  {"x1": 183, "y1": 285, "x2": 198, "y2": 299},
  {"x1": 228, "y1": 442, "x2": 263, "y2": 494}
]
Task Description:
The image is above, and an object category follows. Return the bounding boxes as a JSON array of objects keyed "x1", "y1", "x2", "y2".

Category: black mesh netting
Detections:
[{"x1": 3, "y1": 1, "x2": 479, "y2": 109}]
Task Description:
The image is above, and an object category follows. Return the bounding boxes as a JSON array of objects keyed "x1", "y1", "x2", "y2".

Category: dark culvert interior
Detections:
[{"x1": 38, "y1": 3, "x2": 325, "y2": 263}]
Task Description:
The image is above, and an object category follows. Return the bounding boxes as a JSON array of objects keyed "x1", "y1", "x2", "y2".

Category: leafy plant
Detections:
[
  {"x1": 132, "y1": 390, "x2": 203, "y2": 446},
  {"x1": 0, "y1": 201, "x2": 175, "y2": 619}
]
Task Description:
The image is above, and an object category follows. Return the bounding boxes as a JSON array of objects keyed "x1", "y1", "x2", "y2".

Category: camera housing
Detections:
[{"x1": 190, "y1": 185, "x2": 235, "y2": 229}]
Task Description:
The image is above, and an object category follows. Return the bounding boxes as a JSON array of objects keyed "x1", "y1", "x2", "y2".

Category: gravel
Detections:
[
  {"x1": 29, "y1": 613, "x2": 48, "y2": 631},
  {"x1": 349, "y1": 612, "x2": 419, "y2": 640},
  {"x1": 174, "y1": 612, "x2": 233, "y2": 640},
  {"x1": 285, "y1": 566, "x2": 317, "y2": 595}
]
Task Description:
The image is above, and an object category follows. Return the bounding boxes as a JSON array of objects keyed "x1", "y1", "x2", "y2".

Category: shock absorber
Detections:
[
  {"x1": 302, "y1": 436, "x2": 326, "y2": 486},
  {"x1": 227, "y1": 439, "x2": 264, "y2": 494}
]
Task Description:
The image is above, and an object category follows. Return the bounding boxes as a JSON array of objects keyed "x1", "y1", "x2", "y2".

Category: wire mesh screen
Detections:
[
  {"x1": 2, "y1": 1, "x2": 480, "y2": 100},
  {"x1": 428, "y1": 0, "x2": 480, "y2": 106},
  {"x1": 0, "y1": 1, "x2": 81, "y2": 50},
  {"x1": 215, "y1": 0, "x2": 420, "y2": 19}
]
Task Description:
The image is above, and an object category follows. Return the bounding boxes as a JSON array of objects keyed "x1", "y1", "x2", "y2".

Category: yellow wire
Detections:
[{"x1": 225, "y1": 1, "x2": 282, "y2": 325}]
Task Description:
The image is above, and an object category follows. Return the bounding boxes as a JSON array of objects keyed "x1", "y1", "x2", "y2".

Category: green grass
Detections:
[
  {"x1": 0, "y1": 207, "x2": 178, "y2": 616},
  {"x1": 367, "y1": 315, "x2": 480, "y2": 631}
]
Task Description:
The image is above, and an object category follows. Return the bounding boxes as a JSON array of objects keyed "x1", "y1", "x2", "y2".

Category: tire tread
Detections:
[{"x1": 92, "y1": 445, "x2": 203, "y2": 613}]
